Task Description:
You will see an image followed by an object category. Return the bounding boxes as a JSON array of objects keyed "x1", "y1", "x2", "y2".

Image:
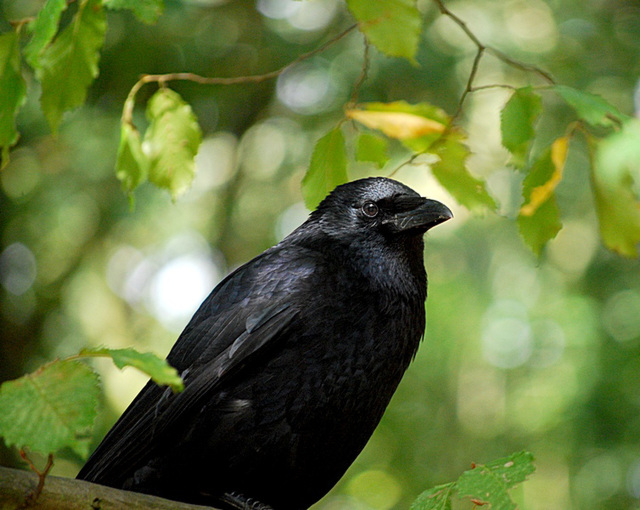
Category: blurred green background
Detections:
[{"x1": 2, "y1": 0, "x2": 640, "y2": 508}]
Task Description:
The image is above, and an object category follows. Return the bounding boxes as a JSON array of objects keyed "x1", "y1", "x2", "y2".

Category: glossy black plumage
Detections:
[{"x1": 77, "y1": 177, "x2": 452, "y2": 509}]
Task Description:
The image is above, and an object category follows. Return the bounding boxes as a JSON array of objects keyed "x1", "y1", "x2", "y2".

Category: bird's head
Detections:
[{"x1": 308, "y1": 177, "x2": 453, "y2": 242}]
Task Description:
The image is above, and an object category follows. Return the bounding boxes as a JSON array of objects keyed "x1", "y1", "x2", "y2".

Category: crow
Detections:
[{"x1": 77, "y1": 177, "x2": 452, "y2": 510}]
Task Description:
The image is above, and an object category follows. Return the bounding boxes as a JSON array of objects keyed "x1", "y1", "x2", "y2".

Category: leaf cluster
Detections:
[
  {"x1": 501, "y1": 86, "x2": 639, "y2": 256},
  {"x1": 410, "y1": 451, "x2": 536, "y2": 510},
  {"x1": 3, "y1": 0, "x2": 639, "y2": 256}
]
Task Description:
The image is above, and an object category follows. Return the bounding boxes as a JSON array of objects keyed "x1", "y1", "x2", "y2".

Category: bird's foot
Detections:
[{"x1": 221, "y1": 491, "x2": 274, "y2": 510}]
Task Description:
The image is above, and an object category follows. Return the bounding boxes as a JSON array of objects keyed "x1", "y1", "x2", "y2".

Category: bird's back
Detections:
[{"x1": 77, "y1": 177, "x2": 450, "y2": 510}]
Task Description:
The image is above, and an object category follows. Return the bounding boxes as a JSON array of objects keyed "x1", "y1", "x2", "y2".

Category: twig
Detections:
[
  {"x1": 19, "y1": 450, "x2": 54, "y2": 507},
  {"x1": 388, "y1": 150, "x2": 429, "y2": 177},
  {"x1": 431, "y1": 0, "x2": 555, "y2": 123},
  {"x1": 451, "y1": 46, "x2": 484, "y2": 123},
  {"x1": 432, "y1": 0, "x2": 484, "y2": 49},
  {"x1": 122, "y1": 24, "x2": 358, "y2": 125},
  {"x1": 486, "y1": 47, "x2": 555, "y2": 84},
  {"x1": 347, "y1": 35, "x2": 370, "y2": 109},
  {"x1": 469, "y1": 83, "x2": 518, "y2": 93}
]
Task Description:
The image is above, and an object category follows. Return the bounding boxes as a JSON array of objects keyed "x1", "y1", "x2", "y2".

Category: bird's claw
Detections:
[{"x1": 221, "y1": 491, "x2": 274, "y2": 510}]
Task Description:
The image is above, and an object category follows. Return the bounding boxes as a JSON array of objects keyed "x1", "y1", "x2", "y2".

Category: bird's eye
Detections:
[{"x1": 362, "y1": 202, "x2": 379, "y2": 218}]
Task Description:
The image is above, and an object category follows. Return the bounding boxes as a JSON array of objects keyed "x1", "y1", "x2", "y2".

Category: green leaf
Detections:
[
  {"x1": 555, "y1": 85, "x2": 631, "y2": 128},
  {"x1": 431, "y1": 134, "x2": 496, "y2": 212},
  {"x1": 23, "y1": 0, "x2": 68, "y2": 69},
  {"x1": 591, "y1": 120, "x2": 640, "y2": 257},
  {"x1": 38, "y1": 0, "x2": 107, "y2": 133},
  {"x1": 356, "y1": 132, "x2": 389, "y2": 168},
  {"x1": 348, "y1": 101, "x2": 449, "y2": 152},
  {"x1": 457, "y1": 468, "x2": 515, "y2": 510},
  {"x1": 517, "y1": 140, "x2": 564, "y2": 256},
  {"x1": 346, "y1": 0, "x2": 422, "y2": 62},
  {"x1": 483, "y1": 451, "x2": 536, "y2": 487},
  {"x1": 79, "y1": 347, "x2": 184, "y2": 392},
  {"x1": 0, "y1": 360, "x2": 99, "y2": 457},
  {"x1": 302, "y1": 127, "x2": 349, "y2": 210},
  {"x1": 501, "y1": 87, "x2": 542, "y2": 169},
  {"x1": 0, "y1": 31, "x2": 27, "y2": 169},
  {"x1": 410, "y1": 483, "x2": 454, "y2": 510},
  {"x1": 144, "y1": 88, "x2": 202, "y2": 200},
  {"x1": 457, "y1": 451, "x2": 535, "y2": 509},
  {"x1": 104, "y1": 0, "x2": 164, "y2": 25},
  {"x1": 116, "y1": 122, "x2": 149, "y2": 195}
]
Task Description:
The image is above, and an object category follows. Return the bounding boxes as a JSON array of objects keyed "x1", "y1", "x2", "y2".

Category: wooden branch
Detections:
[
  {"x1": 122, "y1": 24, "x2": 358, "y2": 126},
  {"x1": 0, "y1": 466, "x2": 218, "y2": 510}
]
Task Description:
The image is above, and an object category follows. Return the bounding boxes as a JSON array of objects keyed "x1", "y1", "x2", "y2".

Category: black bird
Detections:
[{"x1": 77, "y1": 177, "x2": 452, "y2": 510}]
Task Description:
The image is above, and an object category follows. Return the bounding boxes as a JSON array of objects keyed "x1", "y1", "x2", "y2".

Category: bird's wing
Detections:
[{"x1": 77, "y1": 249, "x2": 312, "y2": 485}]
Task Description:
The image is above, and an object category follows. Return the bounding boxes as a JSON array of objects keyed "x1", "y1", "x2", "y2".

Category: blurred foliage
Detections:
[{"x1": 1, "y1": 0, "x2": 640, "y2": 509}]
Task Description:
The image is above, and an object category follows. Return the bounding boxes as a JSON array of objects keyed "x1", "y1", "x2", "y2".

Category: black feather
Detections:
[{"x1": 77, "y1": 177, "x2": 452, "y2": 510}]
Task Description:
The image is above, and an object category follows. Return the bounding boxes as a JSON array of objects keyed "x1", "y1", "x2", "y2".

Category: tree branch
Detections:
[
  {"x1": 122, "y1": 24, "x2": 358, "y2": 125},
  {"x1": 0, "y1": 466, "x2": 218, "y2": 510},
  {"x1": 431, "y1": 0, "x2": 555, "y2": 121}
]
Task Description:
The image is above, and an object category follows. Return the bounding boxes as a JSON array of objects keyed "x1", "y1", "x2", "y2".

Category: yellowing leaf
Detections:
[
  {"x1": 349, "y1": 101, "x2": 450, "y2": 152},
  {"x1": 520, "y1": 136, "x2": 569, "y2": 216},
  {"x1": 347, "y1": 110, "x2": 445, "y2": 140},
  {"x1": 517, "y1": 141, "x2": 564, "y2": 256}
]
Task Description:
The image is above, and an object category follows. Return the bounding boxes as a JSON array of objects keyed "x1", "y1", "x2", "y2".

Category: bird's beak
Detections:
[{"x1": 387, "y1": 197, "x2": 453, "y2": 233}]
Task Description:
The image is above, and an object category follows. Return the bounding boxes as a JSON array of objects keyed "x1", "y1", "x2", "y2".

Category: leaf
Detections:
[
  {"x1": 457, "y1": 451, "x2": 535, "y2": 509},
  {"x1": 0, "y1": 31, "x2": 27, "y2": 169},
  {"x1": 520, "y1": 136, "x2": 568, "y2": 216},
  {"x1": 38, "y1": 0, "x2": 107, "y2": 133},
  {"x1": 555, "y1": 85, "x2": 631, "y2": 128},
  {"x1": 301, "y1": 127, "x2": 348, "y2": 210},
  {"x1": 431, "y1": 134, "x2": 496, "y2": 212},
  {"x1": 23, "y1": 0, "x2": 68, "y2": 69},
  {"x1": 346, "y1": 0, "x2": 422, "y2": 62},
  {"x1": 0, "y1": 360, "x2": 99, "y2": 457},
  {"x1": 347, "y1": 110, "x2": 445, "y2": 140},
  {"x1": 144, "y1": 88, "x2": 202, "y2": 200},
  {"x1": 410, "y1": 483, "x2": 454, "y2": 510},
  {"x1": 356, "y1": 132, "x2": 389, "y2": 168},
  {"x1": 457, "y1": 468, "x2": 515, "y2": 510},
  {"x1": 116, "y1": 122, "x2": 149, "y2": 195},
  {"x1": 348, "y1": 101, "x2": 449, "y2": 152},
  {"x1": 483, "y1": 451, "x2": 536, "y2": 487},
  {"x1": 79, "y1": 347, "x2": 184, "y2": 392},
  {"x1": 517, "y1": 140, "x2": 564, "y2": 256},
  {"x1": 501, "y1": 87, "x2": 542, "y2": 169},
  {"x1": 591, "y1": 120, "x2": 640, "y2": 257},
  {"x1": 103, "y1": 0, "x2": 164, "y2": 25}
]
